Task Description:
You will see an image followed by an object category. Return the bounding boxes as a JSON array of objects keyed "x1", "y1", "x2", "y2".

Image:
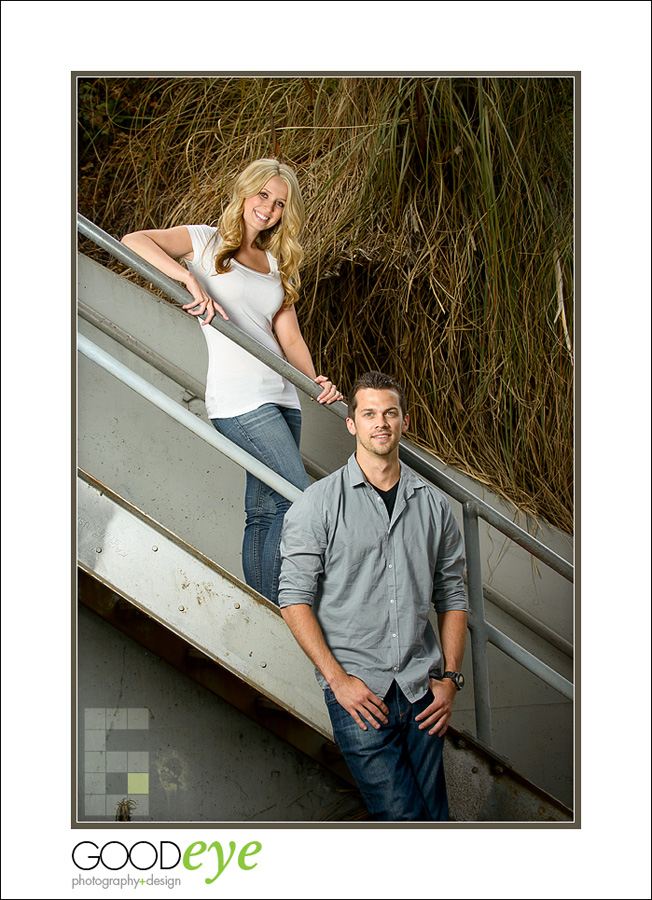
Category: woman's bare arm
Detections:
[
  {"x1": 121, "y1": 227, "x2": 227, "y2": 323},
  {"x1": 273, "y1": 306, "x2": 342, "y2": 403}
]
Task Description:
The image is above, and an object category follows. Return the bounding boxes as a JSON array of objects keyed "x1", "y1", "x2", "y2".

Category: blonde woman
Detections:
[{"x1": 122, "y1": 159, "x2": 342, "y2": 605}]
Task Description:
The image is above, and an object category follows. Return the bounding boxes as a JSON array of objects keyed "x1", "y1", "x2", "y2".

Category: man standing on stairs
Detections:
[{"x1": 278, "y1": 371, "x2": 468, "y2": 821}]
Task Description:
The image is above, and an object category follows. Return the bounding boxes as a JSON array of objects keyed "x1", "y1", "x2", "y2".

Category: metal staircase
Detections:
[{"x1": 76, "y1": 218, "x2": 574, "y2": 822}]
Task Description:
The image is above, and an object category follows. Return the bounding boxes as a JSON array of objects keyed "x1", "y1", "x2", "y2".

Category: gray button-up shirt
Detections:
[{"x1": 279, "y1": 454, "x2": 468, "y2": 702}]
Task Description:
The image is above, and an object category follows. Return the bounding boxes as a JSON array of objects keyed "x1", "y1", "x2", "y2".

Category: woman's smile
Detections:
[{"x1": 243, "y1": 176, "x2": 287, "y2": 234}]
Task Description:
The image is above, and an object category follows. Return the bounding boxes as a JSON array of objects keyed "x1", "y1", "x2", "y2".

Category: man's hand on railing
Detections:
[
  {"x1": 182, "y1": 273, "x2": 229, "y2": 325},
  {"x1": 314, "y1": 376, "x2": 344, "y2": 405}
]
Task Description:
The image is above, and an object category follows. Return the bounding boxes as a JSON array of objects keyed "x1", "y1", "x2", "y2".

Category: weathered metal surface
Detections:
[
  {"x1": 444, "y1": 733, "x2": 573, "y2": 823},
  {"x1": 77, "y1": 469, "x2": 332, "y2": 738}
]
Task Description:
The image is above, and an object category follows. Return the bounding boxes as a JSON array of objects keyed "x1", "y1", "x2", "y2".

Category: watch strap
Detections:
[{"x1": 442, "y1": 671, "x2": 464, "y2": 691}]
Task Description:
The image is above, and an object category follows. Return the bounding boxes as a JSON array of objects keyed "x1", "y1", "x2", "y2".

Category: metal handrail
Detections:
[
  {"x1": 77, "y1": 215, "x2": 572, "y2": 581},
  {"x1": 77, "y1": 215, "x2": 574, "y2": 746}
]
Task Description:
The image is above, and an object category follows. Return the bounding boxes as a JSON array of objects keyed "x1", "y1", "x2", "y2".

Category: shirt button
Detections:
[
  {"x1": 388, "y1": 564, "x2": 393, "y2": 569},
  {"x1": 392, "y1": 633, "x2": 397, "y2": 638},
  {"x1": 393, "y1": 666, "x2": 398, "y2": 671},
  {"x1": 390, "y1": 600, "x2": 395, "y2": 604}
]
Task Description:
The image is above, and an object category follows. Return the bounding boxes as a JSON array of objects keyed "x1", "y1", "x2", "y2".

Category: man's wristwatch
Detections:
[{"x1": 442, "y1": 671, "x2": 465, "y2": 691}]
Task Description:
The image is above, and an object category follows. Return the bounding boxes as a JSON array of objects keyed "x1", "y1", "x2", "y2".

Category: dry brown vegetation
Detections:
[{"x1": 78, "y1": 76, "x2": 574, "y2": 533}]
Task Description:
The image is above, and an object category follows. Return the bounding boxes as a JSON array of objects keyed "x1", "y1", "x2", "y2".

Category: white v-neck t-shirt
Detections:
[{"x1": 185, "y1": 224, "x2": 301, "y2": 419}]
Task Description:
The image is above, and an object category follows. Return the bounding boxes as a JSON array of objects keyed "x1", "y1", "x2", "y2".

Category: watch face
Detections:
[{"x1": 457, "y1": 673, "x2": 465, "y2": 688}]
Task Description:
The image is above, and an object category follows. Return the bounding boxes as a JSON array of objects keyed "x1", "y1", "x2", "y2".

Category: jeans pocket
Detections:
[{"x1": 324, "y1": 688, "x2": 338, "y2": 706}]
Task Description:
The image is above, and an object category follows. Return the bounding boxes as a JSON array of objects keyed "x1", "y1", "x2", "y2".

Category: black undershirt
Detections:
[{"x1": 371, "y1": 481, "x2": 399, "y2": 518}]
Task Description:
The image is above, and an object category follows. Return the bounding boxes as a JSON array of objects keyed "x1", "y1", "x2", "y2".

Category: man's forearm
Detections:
[
  {"x1": 416, "y1": 609, "x2": 468, "y2": 736},
  {"x1": 280, "y1": 604, "x2": 347, "y2": 688},
  {"x1": 281, "y1": 603, "x2": 390, "y2": 731},
  {"x1": 437, "y1": 609, "x2": 468, "y2": 672}
]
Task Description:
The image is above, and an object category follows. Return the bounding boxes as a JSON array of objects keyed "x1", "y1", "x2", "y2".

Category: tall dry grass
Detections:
[{"x1": 78, "y1": 76, "x2": 574, "y2": 533}]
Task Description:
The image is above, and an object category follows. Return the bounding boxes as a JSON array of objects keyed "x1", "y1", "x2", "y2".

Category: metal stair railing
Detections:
[{"x1": 77, "y1": 215, "x2": 574, "y2": 749}]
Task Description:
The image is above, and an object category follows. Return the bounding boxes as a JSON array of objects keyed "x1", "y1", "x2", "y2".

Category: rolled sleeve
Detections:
[
  {"x1": 431, "y1": 504, "x2": 468, "y2": 613},
  {"x1": 278, "y1": 490, "x2": 328, "y2": 609}
]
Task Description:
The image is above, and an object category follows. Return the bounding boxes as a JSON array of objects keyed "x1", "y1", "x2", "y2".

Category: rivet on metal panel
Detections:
[
  {"x1": 152, "y1": 546, "x2": 158, "y2": 552},
  {"x1": 472, "y1": 767, "x2": 479, "y2": 774},
  {"x1": 234, "y1": 603, "x2": 240, "y2": 609},
  {"x1": 493, "y1": 765, "x2": 504, "y2": 776},
  {"x1": 178, "y1": 605, "x2": 185, "y2": 612},
  {"x1": 260, "y1": 662, "x2": 267, "y2": 668},
  {"x1": 95, "y1": 547, "x2": 102, "y2": 553}
]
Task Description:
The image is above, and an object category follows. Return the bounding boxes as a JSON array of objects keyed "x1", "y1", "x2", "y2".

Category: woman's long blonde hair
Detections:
[{"x1": 213, "y1": 159, "x2": 305, "y2": 308}]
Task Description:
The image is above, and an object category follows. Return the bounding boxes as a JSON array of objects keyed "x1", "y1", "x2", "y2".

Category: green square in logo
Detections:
[{"x1": 128, "y1": 773, "x2": 149, "y2": 794}]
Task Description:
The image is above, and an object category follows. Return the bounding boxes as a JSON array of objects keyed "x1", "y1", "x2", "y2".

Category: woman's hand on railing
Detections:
[
  {"x1": 182, "y1": 274, "x2": 229, "y2": 325},
  {"x1": 314, "y1": 376, "x2": 343, "y2": 405}
]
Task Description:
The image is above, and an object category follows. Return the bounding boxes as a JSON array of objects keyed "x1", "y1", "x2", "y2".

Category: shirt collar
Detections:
[
  {"x1": 346, "y1": 452, "x2": 425, "y2": 495},
  {"x1": 347, "y1": 453, "x2": 368, "y2": 487}
]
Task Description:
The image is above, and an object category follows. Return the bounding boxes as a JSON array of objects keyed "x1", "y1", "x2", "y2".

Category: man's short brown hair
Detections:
[{"x1": 347, "y1": 371, "x2": 408, "y2": 419}]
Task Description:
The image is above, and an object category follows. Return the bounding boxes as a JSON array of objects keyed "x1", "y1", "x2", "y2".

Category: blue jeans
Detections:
[
  {"x1": 325, "y1": 680, "x2": 449, "y2": 821},
  {"x1": 211, "y1": 404, "x2": 310, "y2": 606}
]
